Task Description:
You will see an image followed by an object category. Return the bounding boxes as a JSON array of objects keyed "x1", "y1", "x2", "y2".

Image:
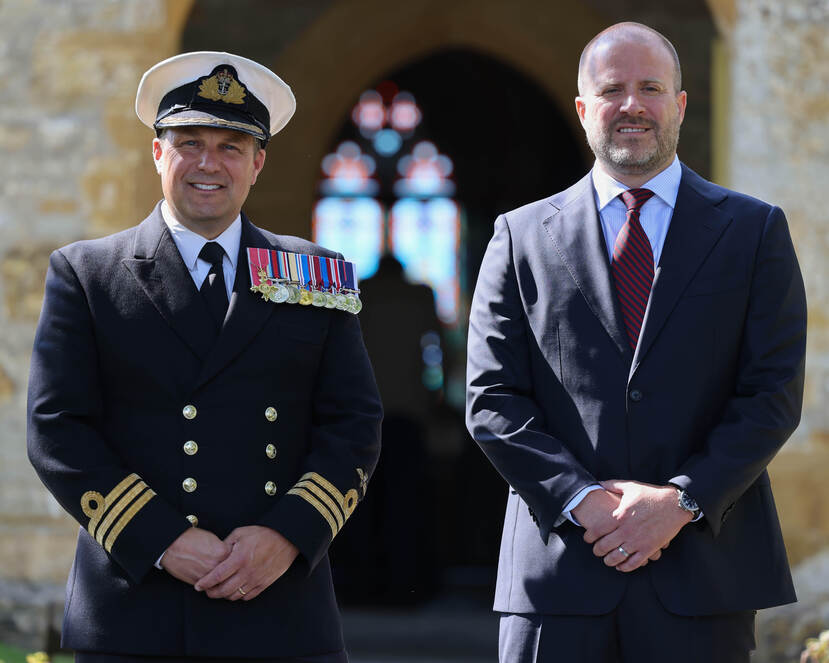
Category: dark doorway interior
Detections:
[
  {"x1": 325, "y1": 47, "x2": 588, "y2": 309},
  {"x1": 390, "y1": 49, "x2": 588, "y2": 288},
  {"x1": 328, "y1": 48, "x2": 588, "y2": 606}
]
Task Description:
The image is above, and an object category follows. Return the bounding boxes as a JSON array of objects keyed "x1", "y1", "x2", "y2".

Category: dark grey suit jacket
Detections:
[{"x1": 466, "y1": 165, "x2": 806, "y2": 616}]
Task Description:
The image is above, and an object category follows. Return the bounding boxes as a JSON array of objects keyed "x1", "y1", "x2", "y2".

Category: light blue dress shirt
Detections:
[{"x1": 560, "y1": 156, "x2": 684, "y2": 526}]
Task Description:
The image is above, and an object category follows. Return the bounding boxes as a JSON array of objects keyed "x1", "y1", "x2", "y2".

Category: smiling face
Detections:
[
  {"x1": 152, "y1": 126, "x2": 266, "y2": 238},
  {"x1": 575, "y1": 31, "x2": 686, "y2": 187}
]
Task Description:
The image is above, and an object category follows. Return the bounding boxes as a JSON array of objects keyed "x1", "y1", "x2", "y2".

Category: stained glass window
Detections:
[
  {"x1": 312, "y1": 198, "x2": 384, "y2": 280},
  {"x1": 313, "y1": 83, "x2": 463, "y2": 328}
]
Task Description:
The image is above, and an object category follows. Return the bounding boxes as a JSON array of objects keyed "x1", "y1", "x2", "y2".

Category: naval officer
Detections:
[{"x1": 27, "y1": 51, "x2": 382, "y2": 662}]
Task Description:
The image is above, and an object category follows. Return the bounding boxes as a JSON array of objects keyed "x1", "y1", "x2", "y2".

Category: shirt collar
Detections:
[
  {"x1": 161, "y1": 200, "x2": 241, "y2": 270},
  {"x1": 591, "y1": 155, "x2": 682, "y2": 211}
]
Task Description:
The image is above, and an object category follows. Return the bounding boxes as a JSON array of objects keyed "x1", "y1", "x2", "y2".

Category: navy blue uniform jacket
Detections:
[
  {"x1": 27, "y1": 204, "x2": 382, "y2": 658},
  {"x1": 466, "y1": 165, "x2": 806, "y2": 616}
]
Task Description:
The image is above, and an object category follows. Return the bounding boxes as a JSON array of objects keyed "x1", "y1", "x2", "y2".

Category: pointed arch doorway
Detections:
[{"x1": 318, "y1": 48, "x2": 587, "y2": 604}]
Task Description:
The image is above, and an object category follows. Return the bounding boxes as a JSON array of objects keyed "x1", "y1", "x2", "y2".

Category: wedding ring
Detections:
[
  {"x1": 237, "y1": 586, "x2": 247, "y2": 596},
  {"x1": 617, "y1": 546, "x2": 630, "y2": 558}
]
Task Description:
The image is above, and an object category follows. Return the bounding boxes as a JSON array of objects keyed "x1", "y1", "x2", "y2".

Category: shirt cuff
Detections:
[
  {"x1": 558, "y1": 484, "x2": 603, "y2": 527},
  {"x1": 154, "y1": 550, "x2": 166, "y2": 570}
]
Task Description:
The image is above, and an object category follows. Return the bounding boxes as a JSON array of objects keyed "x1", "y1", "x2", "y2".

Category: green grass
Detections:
[{"x1": 0, "y1": 643, "x2": 72, "y2": 663}]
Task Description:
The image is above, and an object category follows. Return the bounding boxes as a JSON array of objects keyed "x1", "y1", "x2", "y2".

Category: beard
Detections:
[{"x1": 587, "y1": 116, "x2": 681, "y2": 176}]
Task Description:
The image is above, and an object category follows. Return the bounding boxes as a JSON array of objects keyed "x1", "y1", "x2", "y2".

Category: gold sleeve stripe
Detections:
[
  {"x1": 287, "y1": 487, "x2": 338, "y2": 538},
  {"x1": 94, "y1": 481, "x2": 148, "y2": 545},
  {"x1": 87, "y1": 473, "x2": 141, "y2": 539},
  {"x1": 103, "y1": 488, "x2": 156, "y2": 553},
  {"x1": 293, "y1": 480, "x2": 345, "y2": 529},
  {"x1": 297, "y1": 472, "x2": 347, "y2": 507}
]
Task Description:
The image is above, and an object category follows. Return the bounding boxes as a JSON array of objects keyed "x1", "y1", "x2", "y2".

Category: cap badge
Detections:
[{"x1": 198, "y1": 67, "x2": 246, "y2": 105}]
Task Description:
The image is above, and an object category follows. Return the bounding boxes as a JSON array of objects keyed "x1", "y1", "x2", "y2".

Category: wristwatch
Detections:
[{"x1": 676, "y1": 488, "x2": 700, "y2": 517}]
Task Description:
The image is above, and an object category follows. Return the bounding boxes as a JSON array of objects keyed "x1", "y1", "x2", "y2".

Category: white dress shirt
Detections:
[
  {"x1": 161, "y1": 200, "x2": 241, "y2": 299},
  {"x1": 559, "y1": 156, "x2": 683, "y2": 526}
]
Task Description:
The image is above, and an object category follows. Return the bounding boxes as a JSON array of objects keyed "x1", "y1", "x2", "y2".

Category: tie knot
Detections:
[
  {"x1": 619, "y1": 188, "x2": 655, "y2": 213},
  {"x1": 199, "y1": 241, "x2": 225, "y2": 268}
]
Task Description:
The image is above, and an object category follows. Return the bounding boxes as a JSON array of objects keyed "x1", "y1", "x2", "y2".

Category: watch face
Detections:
[{"x1": 680, "y1": 491, "x2": 699, "y2": 513}]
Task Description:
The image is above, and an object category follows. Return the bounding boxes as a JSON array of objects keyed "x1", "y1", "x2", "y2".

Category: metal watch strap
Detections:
[{"x1": 676, "y1": 488, "x2": 700, "y2": 516}]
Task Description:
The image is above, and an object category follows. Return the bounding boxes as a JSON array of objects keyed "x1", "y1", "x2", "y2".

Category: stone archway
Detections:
[{"x1": 177, "y1": 0, "x2": 609, "y2": 237}]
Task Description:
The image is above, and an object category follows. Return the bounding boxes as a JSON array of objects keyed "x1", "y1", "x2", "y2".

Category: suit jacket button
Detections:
[
  {"x1": 629, "y1": 389, "x2": 643, "y2": 402},
  {"x1": 186, "y1": 514, "x2": 198, "y2": 527},
  {"x1": 182, "y1": 477, "x2": 197, "y2": 493},
  {"x1": 265, "y1": 407, "x2": 278, "y2": 422},
  {"x1": 182, "y1": 404, "x2": 197, "y2": 419},
  {"x1": 265, "y1": 481, "x2": 277, "y2": 496},
  {"x1": 183, "y1": 440, "x2": 198, "y2": 455},
  {"x1": 265, "y1": 443, "x2": 277, "y2": 459}
]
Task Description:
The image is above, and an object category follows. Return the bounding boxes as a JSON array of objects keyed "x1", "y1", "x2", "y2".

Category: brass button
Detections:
[
  {"x1": 265, "y1": 407, "x2": 277, "y2": 422},
  {"x1": 182, "y1": 404, "x2": 197, "y2": 420},
  {"x1": 183, "y1": 440, "x2": 198, "y2": 455},
  {"x1": 265, "y1": 443, "x2": 277, "y2": 459},
  {"x1": 182, "y1": 477, "x2": 197, "y2": 493},
  {"x1": 186, "y1": 514, "x2": 198, "y2": 527},
  {"x1": 264, "y1": 481, "x2": 277, "y2": 496}
]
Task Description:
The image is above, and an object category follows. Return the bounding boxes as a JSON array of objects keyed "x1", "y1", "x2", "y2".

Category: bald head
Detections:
[{"x1": 578, "y1": 22, "x2": 682, "y2": 95}]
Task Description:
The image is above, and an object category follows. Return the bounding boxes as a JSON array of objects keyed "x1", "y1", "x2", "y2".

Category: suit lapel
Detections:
[
  {"x1": 122, "y1": 205, "x2": 214, "y2": 361},
  {"x1": 194, "y1": 216, "x2": 275, "y2": 389},
  {"x1": 544, "y1": 173, "x2": 631, "y2": 358},
  {"x1": 632, "y1": 166, "x2": 732, "y2": 373}
]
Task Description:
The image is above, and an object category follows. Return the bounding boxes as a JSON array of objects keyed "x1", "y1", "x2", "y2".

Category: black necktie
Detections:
[{"x1": 199, "y1": 242, "x2": 229, "y2": 330}]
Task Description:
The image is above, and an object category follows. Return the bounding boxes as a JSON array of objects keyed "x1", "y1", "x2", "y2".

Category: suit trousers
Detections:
[
  {"x1": 75, "y1": 651, "x2": 348, "y2": 663},
  {"x1": 498, "y1": 567, "x2": 755, "y2": 663}
]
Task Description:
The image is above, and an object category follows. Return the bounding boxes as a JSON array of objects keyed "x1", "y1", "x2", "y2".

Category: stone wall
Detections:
[
  {"x1": 720, "y1": 0, "x2": 829, "y2": 659},
  {"x1": 0, "y1": 0, "x2": 192, "y2": 586},
  {"x1": 725, "y1": 0, "x2": 829, "y2": 563}
]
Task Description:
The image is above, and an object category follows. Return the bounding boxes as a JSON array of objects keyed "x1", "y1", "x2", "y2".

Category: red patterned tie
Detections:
[{"x1": 612, "y1": 188, "x2": 655, "y2": 349}]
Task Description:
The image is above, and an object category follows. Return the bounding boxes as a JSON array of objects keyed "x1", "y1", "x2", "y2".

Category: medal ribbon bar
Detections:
[{"x1": 247, "y1": 248, "x2": 362, "y2": 313}]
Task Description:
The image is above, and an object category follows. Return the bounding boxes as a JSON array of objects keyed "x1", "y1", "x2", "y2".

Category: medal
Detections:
[
  {"x1": 246, "y1": 248, "x2": 363, "y2": 314},
  {"x1": 286, "y1": 284, "x2": 300, "y2": 304},
  {"x1": 269, "y1": 282, "x2": 289, "y2": 303},
  {"x1": 341, "y1": 261, "x2": 362, "y2": 314},
  {"x1": 299, "y1": 289, "x2": 314, "y2": 306}
]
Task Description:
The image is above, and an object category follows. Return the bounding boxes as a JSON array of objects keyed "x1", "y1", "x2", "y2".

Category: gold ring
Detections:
[{"x1": 237, "y1": 586, "x2": 247, "y2": 596}]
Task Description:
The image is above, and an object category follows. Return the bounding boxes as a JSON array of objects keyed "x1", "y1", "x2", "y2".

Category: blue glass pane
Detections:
[
  {"x1": 373, "y1": 129, "x2": 403, "y2": 156},
  {"x1": 313, "y1": 198, "x2": 384, "y2": 279},
  {"x1": 390, "y1": 197, "x2": 460, "y2": 324}
]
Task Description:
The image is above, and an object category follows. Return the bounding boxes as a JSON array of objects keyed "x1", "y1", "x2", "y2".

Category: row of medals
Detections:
[{"x1": 254, "y1": 274, "x2": 362, "y2": 313}]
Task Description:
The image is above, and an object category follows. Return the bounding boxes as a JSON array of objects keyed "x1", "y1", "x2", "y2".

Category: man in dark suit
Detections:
[
  {"x1": 27, "y1": 51, "x2": 382, "y2": 662},
  {"x1": 466, "y1": 22, "x2": 806, "y2": 662}
]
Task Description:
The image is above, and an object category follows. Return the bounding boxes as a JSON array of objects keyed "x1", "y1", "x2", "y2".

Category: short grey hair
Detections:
[{"x1": 577, "y1": 22, "x2": 682, "y2": 95}]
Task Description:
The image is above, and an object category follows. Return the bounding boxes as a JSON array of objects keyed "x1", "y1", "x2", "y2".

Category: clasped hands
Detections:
[
  {"x1": 571, "y1": 480, "x2": 693, "y2": 573},
  {"x1": 160, "y1": 525, "x2": 299, "y2": 601}
]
